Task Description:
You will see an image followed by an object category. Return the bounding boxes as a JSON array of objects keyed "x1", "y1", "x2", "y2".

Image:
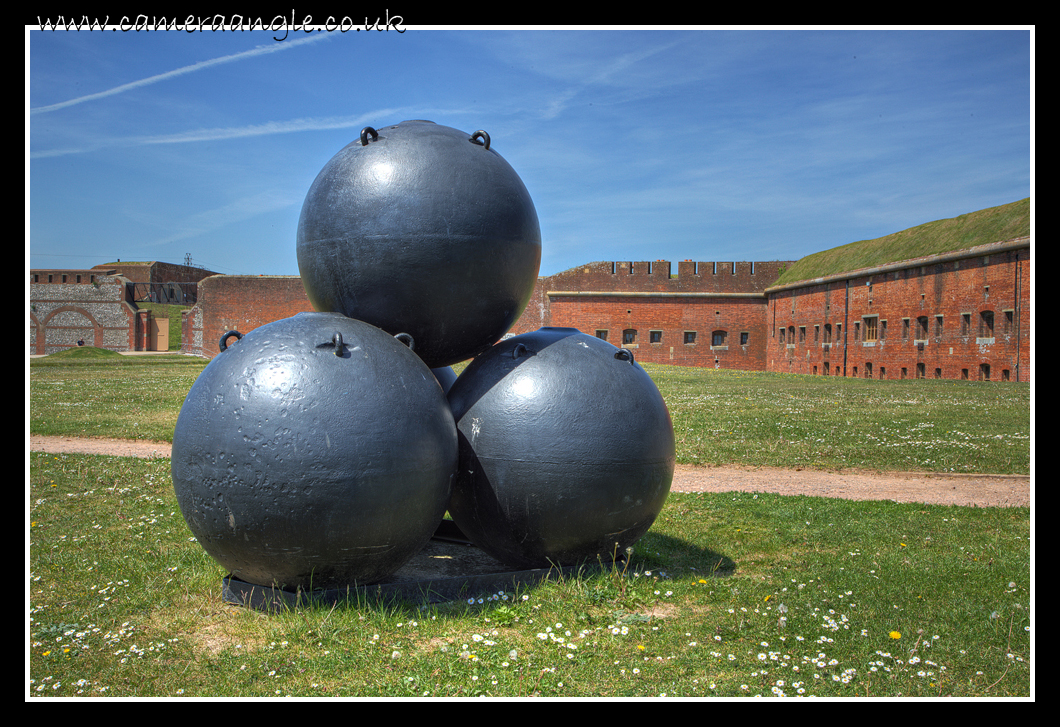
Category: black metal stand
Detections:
[{"x1": 221, "y1": 521, "x2": 624, "y2": 612}]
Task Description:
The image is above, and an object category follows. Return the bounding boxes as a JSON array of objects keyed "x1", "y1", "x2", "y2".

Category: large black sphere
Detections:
[
  {"x1": 446, "y1": 327, "x2": 675, "y2": 569},
  {"x1": 296, "y1": 120, "x2": 542, "y2": 368},
  {"x1": 171, "y1": 312, "x2": 457, "y2": 590}
]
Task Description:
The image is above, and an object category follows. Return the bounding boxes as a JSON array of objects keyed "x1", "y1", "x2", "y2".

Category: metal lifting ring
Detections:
[
  {"x1": 219, "y1": 330, "x2": 243, "y2": 352},
  {"x1": 394, "y1": 332, "x2": 415, "y2": 351}
]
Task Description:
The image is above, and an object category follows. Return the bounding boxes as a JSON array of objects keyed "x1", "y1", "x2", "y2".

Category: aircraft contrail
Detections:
[{"x1": 31, "y1": 34, "x2": 329, "y2": 115}]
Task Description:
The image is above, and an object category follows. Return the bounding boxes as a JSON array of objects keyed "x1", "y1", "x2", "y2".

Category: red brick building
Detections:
[
  {"x1": 511, "y1": 259, "x2": 792, "y2": 371},
  {"x1": 92, "y1": 260, "x2": 217, "y2": 304},
  {"x1": 176, "y1": 235, "x2": 1031, "y2": 383},
  {"x1": 766, "y1": 237, "x2": 1029, "y2": 382}
]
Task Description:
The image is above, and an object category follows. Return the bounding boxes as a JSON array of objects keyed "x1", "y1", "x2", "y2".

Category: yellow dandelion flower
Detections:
[{"x1": 889, "y1": 631, "x2": 901, "y2": 639}]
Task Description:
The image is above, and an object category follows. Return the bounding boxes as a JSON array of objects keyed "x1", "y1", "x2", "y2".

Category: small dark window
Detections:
[
  {"x1": 649, "y1": 330, "x2": 662, "y2": 343},
  {"x1": 979, "y1": 311, "x2": 994, "y2": 337},
  {"x1": 916, "y1": 317, "x2": 929, "y2": 341},
  {"x1": 684, "y1": 331, "x2": 697, "y2": 344},
  {"x1": 623, "y1": 329, "x2": 637, "y2": 345},
  {"x1": 595, "y1": 330, "x2": 608, "y2": 341},
  {"x1": 712, "y1": 330, "x2": 727, "y2": 346}
]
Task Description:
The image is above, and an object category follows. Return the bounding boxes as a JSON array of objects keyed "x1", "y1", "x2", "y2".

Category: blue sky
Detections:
[{"x1": 28, "y1": 25, "x2": 1032, "y2": 278}]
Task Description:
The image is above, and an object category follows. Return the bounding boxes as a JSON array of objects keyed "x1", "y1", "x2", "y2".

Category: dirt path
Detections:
[{"x1": 29, "y1": 435, "x2": 1030, "y2": 508}]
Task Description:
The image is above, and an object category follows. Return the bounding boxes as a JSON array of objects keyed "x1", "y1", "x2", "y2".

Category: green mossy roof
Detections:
[{"x1": 772, "y1": 198, "x2": 1030, "y2": 287}]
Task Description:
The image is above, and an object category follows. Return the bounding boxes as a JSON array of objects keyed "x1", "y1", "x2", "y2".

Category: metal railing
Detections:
[{"x1": 126, "y1": 281, "x2": 197, "y2": 304}]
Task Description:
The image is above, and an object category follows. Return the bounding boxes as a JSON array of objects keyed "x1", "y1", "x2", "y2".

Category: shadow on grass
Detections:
[
  {"x1": 631, "y1": 530, "x2": 737, "y2": 578},
  {"x1": 218, "y1": 531, "x2": 739, "y2": 619}
]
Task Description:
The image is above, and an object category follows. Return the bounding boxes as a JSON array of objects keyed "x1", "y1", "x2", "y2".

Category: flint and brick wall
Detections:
[{"x1": 29, "y1": 275, "x2": 140, "y2": 355}]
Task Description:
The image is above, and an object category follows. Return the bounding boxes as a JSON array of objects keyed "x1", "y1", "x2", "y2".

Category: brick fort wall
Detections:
[
  {"x1": 183, "y1": 275, "x2": 314, "y2": 358},
  {"x1": 765, "y1": 237, "x2": 1029, "y2": 382},
  {"x1": 510, "y1": 259, "x2": 793, "y2": 370}
]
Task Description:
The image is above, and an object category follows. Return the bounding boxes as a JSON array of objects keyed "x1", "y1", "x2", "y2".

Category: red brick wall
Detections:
[
  {"x1": 177, "y1": 243, "x2": 1030, "y2": 384},
  {"x1": 545, "y1": 295, "x2": 768, "y2": 370},
  {"x1": 765, "y1": 239, "x2": 1030, "y2": 382},
  {"x1": 510, "y1": 258, "x2": 794, "y2": 342},
  {"x1": 147, "y1": 261, "x2": 218, "y2": 284},
  {"x1": 90, "y1": 261, "x2": 219, "y2": 285},
  {"x1": 30, "y1": 269, "x2": 110, "y2": 284},
  {"x1": 183, "y1": 275, "x2": 314, "y2": 359}
]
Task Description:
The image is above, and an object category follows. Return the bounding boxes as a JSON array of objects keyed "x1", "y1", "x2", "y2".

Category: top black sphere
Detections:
[{"x1": 296, "y1": 120, "x2": 542, "y2": 368}]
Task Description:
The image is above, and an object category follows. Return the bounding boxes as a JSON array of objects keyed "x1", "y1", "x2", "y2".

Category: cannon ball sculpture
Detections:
[
  {"x1": 445, "y1": 327, "x2": 676, "y2": 570},
  {"x1": 171, "y1": 312, "x2": 458, "y2": 590},
  {"x1": 296, "y1": 120, "x2": 542, "y2": 368}
]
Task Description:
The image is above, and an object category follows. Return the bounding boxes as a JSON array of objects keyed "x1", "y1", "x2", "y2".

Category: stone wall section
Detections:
[{"x1": 29, "y1": 275, "x2": 139, "y2": 354}]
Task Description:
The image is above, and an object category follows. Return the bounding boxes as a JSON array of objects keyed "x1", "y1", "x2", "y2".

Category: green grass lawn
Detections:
[
  {"x1": 30, "y1": 352, "x2": 208, "y2": 442},
  {"x1": 644, "y1": 364, "x2": 1030, "y2": 475},
  {"x1": 29, "y1": 355, "x2": 1029, "y2": 475},
  {"x1": 29, "y1": 452, "x2": 1030, "y2": 697},
  {"x1": 27, "y1": 354, "x2": 1032, "y2": 697}
]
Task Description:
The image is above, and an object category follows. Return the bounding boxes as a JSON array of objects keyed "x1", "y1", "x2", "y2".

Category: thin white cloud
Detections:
[
  {"x1": 31, "y1": 34, "x2": 329, "y2": 115},
  {"x1": 29, "y1": 107, "x2": 475, "y2": 157},
  {"x1": 136, "y1": 112, "x2": 401, "y2": 145},
  {"x1": 141, "y1": 188, "x2": 299, "y2": 248},
  {"x1": 539, "y1": 38, "x2": 688, "y2": 121}
]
